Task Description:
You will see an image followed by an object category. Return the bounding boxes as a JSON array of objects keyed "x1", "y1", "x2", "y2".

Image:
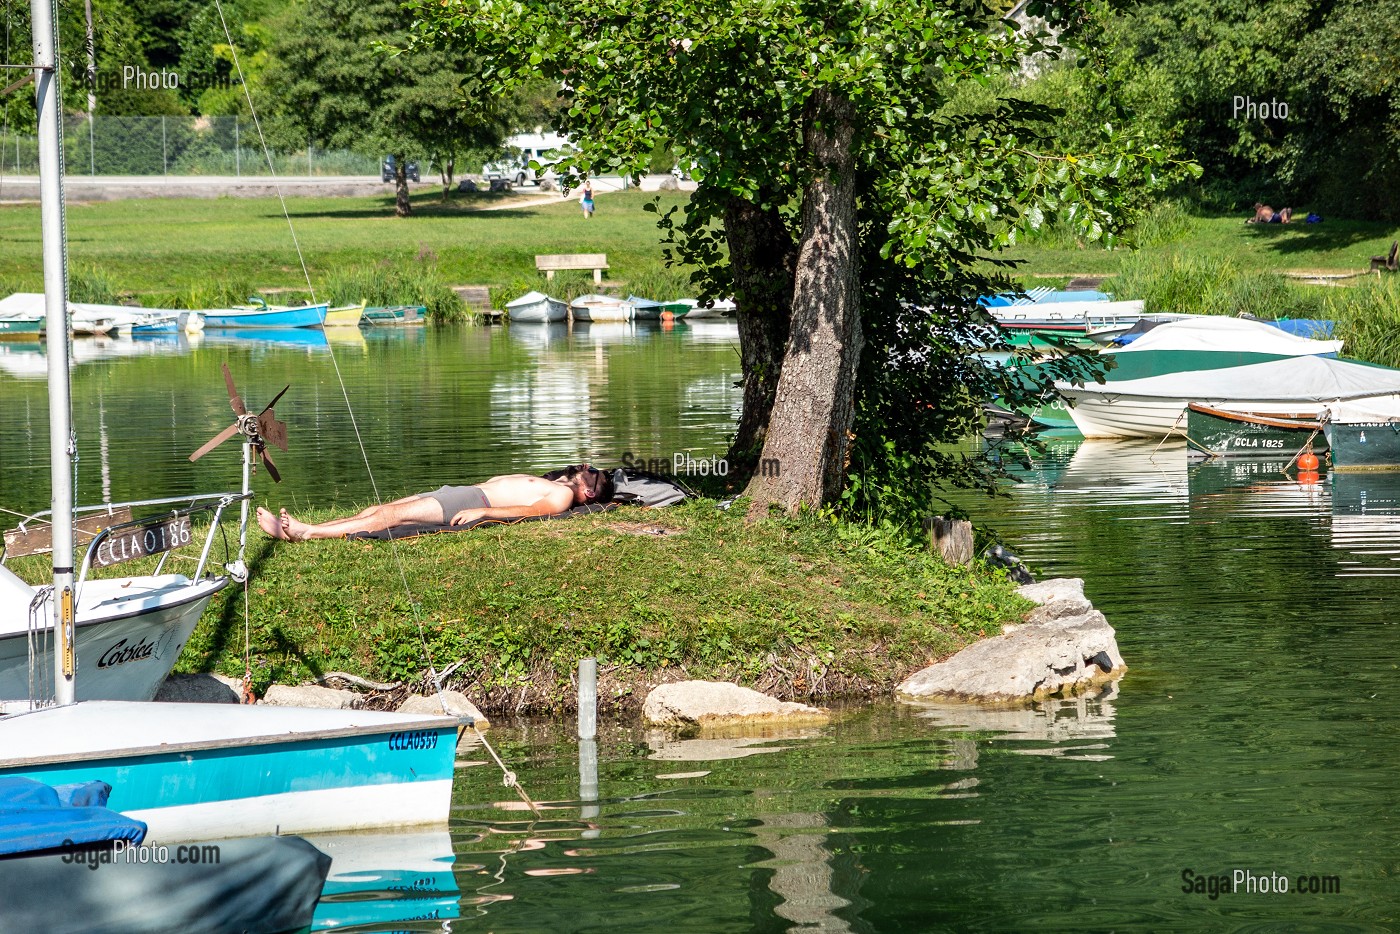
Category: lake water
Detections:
[{"x1": 3, "y1": 326, "x2": 1396, "y2": 929}]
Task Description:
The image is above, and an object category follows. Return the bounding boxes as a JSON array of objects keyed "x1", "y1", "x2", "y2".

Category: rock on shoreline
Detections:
[
  {"x1": 643, "y1": 680, "x2": 829, "y2": 731},
  {"x1": 896, "y1": 578, "x2": 1126, "y2": 703}
]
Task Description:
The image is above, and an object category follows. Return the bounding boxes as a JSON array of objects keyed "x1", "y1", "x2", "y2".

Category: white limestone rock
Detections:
[
  {"x1": 259, "y1": 683, "x2": 362, "y2": 709},
  {"x1": 643, "y1": 680, "x2": 829, "y2": 731},
  {"x1": 897, "y1": 578, "x2": 1126, "y2": 702},
  {"x1": 397, "y1": 690, "x2": 491, "y2": 729},
  {"x1": 155, "y1": 672, "x2": 243, "y2": 704}
]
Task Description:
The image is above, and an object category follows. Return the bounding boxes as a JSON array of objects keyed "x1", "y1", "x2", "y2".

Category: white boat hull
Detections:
[
  {"x1": 507, "y1": 296, "x2": 568, "y2": 323},
  {"x1": 0, "y1": 572, "x2": 225, "y2": 703},
  {"x1": 1063, "y1": 391, "x2": 1330, "y2": 439}
]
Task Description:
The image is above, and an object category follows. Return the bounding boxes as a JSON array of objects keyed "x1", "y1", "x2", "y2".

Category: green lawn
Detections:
[
  {"x1": 997, "y1": 212, "x2": 1400, "y2": 282},
  {"x1": 0, "y1": 191, "x2": 1394, "y2": 302},
  {"x1": 0, "y1": 189, "x2": 694, "y2": 300}
]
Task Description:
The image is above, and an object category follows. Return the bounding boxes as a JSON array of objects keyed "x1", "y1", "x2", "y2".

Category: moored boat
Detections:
[
  {"x1": 1185, "y1": 403, "x2": 1326, "y2": 459},
  {"x1": 626, "y1": 295, "x2": 665, "y2": 321},
  {"x1": 1058, "y1": 355, "x2": 1400, "y2": 439},
  {"x1": 1005, "y1": 315, "x2": 1351, "y2": 431},
  {"x1": 505, "y1": 290, "x2": 568, "y2": 323},
  {"x1": 1324, "y1": 398, "x2": 1400, "y2": 471},
  {"x1": 0, "y1": 701, "x2": 461, "y2": 841},
  {"x1": 570, "y1": 293, "x2": 633, "y2": 322},
  {"x1": 362, "y1": 304, "x2": 426, "y2": 326},
  {"x1": 202, "y1": 302, "x2": 328, "y2": 329},
  {"x1": 324, "y1": 301, "x2": 367, "y2": 327}
]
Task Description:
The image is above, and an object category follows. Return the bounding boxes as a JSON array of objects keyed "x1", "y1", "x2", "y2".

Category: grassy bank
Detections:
[{"x1": 8, "y1": 501, "x2": 1031, "y2": 715}]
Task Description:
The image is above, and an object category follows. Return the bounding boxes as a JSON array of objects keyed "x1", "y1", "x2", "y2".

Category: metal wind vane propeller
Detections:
[{"x1": 189, "y1": 363, "x2": 290, "y2": 481}]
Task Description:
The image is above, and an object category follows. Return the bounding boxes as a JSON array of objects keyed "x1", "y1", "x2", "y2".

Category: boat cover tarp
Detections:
[
  {"x1": 1326, "y1": 397, "x2": 1400, "y2": 423},
  {"x1": 0, "y1": 777, "x2": 145, "y2": 856},
  {"x1": 1112, "y1": 316, "x2": 1343, "y2": 356},
  {"x1": 0, "y1": 834, "x2": 330, "y2": 934},
  {"x1": 1059, "y1": 355, "x2": 1400, "y2": 402}
]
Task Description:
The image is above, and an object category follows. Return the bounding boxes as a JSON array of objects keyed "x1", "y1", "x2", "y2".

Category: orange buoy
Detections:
[
  {"x1": 1298, "y1": 469, "x2": 1321, "y2": 486},
  {"x1": 1298, "y1": 450, "x2": 1320, "y2": 471}
]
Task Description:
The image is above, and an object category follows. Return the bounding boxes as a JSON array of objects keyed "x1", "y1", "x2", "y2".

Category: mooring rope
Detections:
[{"x1": 472, "y1": 723, "x2": 542, "y2": 815}]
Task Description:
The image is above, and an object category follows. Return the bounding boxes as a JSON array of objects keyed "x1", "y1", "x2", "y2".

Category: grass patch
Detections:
[
  {"x1": 5, "y1": 501, "x2": 1032, "y2": 714},
  {"x1": 1326, "y1": 277, "x2": 1400, "y2": 367},
  {"x1": 0, "y1": 190, "x2": 696, "y2": 304}
]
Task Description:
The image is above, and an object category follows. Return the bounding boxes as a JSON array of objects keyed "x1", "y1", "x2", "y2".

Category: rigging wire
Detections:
[{"x1": 208, "y1": 0, "x2": 533, "y2": 803}]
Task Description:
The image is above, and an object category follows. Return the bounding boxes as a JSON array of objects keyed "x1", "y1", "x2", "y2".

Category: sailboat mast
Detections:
[{"x1": 31, "y1": 0, "x2": 76, "y2": 705}]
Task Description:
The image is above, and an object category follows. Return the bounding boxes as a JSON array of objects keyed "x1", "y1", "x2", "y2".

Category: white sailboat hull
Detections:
[{"x1": 0, "y1": 573, "x2": 225, "y2": 703}]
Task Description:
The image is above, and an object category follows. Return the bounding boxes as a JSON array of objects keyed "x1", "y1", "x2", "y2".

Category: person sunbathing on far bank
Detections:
[{"x1": 257, "y1": 465, "x2": 614, "y2": 541}]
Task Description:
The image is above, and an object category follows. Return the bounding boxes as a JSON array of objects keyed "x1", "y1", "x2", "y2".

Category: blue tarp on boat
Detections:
[
  {"x1": 979, "y1": 288, "x2": 1113, "y2": 307},
  {"x1": 1268, "y1": 318, "x2": 1335, "y2": 339},
  {"x1": 0, "y1": 777, "x2": 146, "y2": 856}
]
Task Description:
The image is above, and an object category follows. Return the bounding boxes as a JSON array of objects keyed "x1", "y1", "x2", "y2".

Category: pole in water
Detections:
[{"x1": 578, "y1": 657, "x2": 597, "y2": 740}]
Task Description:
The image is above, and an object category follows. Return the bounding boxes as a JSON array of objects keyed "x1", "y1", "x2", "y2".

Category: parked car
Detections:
[
  {"x1": 381, "y1": 156, "x2": 420, "y2": 183},
  {"x1": 481, "y1": 158, "x2": 532, "y2": 188}
]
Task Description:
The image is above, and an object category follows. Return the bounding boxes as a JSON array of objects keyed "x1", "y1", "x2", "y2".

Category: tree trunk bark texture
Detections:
[
  {"x1": 744, "y1": 90, "x2": 863, "y2": 515},
  {"x1": 724, "y1": 194, "x2": 796, "y2": 475},
  {"x1": 395, "y1": 158, "x2": 412, "y2": 217}
]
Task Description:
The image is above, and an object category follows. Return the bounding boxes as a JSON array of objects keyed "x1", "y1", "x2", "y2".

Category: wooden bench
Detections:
[{"x1": 536, "y1": 253, "x2": 609, "y2": 285}]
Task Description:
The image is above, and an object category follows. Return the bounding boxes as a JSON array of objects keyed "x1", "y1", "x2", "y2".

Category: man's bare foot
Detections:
[
  {"x1": 256, "y1": 506, "x2": 290, "y2": 541},
  {"x1": 280, "y1": 508, "x2": 313, "y2": 543}
]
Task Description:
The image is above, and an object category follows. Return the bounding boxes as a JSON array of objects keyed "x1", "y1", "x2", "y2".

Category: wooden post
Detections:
[{"x1": 927, "y1": 517, "x2": 973, "y2": 566}]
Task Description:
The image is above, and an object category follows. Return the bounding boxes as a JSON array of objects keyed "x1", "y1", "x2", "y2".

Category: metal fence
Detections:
[{"x1": 0, "y1": 116, "x2": 378, "y2": 177}]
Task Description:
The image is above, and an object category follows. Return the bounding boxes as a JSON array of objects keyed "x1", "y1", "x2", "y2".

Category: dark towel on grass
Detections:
[{"x1": 347, "y1": 501, "x2": 617, "y2": 541}]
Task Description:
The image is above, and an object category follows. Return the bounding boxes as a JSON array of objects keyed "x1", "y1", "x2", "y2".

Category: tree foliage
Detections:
[
  {"x1": 1103, "y1": 0, "x2": 1400, "y2": 218},
  {"x1": 412, "y1": 0, "x2": 1182, "y2": 518},
  {"x1": 263, "y1": 0, "x2": 509, "y2": 215}
]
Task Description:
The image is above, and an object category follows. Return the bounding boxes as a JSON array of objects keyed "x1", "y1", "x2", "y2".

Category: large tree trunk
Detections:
[
  {"x1": 395, "y1": 157, "x2": 412, "y2": 217},
  {"x1": 744, "y1": 89, "x2": 862, "y2": 515},
  {"x1": 724, "y1": 194, "x2": 796, "y2": 475}
]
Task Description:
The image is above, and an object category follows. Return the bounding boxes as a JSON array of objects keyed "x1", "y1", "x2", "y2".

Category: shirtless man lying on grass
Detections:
[{"x1": 257, "y1": 465, "x2": 614, "y2": 541}]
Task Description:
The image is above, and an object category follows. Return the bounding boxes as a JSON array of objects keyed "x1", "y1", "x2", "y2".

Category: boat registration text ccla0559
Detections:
[
  {"x1": 91, "y1": 516, "x2": 192, "y2": 569},
  {"x1": 388, "y1": 730, "x2": 439, "y2": 750}
]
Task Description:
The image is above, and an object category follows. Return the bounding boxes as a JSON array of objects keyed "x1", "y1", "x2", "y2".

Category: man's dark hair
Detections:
[{"x1": 544, "y1": 464, "x2": 614, "y2": 504}]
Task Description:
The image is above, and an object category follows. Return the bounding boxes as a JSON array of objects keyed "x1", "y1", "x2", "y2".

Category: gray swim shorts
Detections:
[{"x1": 419, "y1": 484, "x2": 492, "y2": 522}]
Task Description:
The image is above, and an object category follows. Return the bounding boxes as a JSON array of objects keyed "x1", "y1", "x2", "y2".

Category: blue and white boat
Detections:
[
  {"x1": 202, "y1": 301, "x2": 329, "y2": 329},
  {"x1": 0, "y1": 703, "x2": 460, "y2": 841}
]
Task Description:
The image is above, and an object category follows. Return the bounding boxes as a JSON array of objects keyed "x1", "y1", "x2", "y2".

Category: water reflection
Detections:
[
  {"x1": 304, "y1": 829, "x2": 459, "y2": 931},
  {"x1": 905, "y1": 686, "x2": 1119, "y2": 763},
  {"x1": 0, "y1": 333, "x2": 196, "y2": 380},
  {"x1": 1330, "y1": 472, "x2": 1400, "y2": 576},
  {"x1": 0, "y1": 321, "x2": 742, "y2": 512}
]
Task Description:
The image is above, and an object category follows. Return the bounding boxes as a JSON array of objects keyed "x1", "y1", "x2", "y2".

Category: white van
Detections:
[{"x1": 483, "y1": 132, "x2": 574, "y2": 186}]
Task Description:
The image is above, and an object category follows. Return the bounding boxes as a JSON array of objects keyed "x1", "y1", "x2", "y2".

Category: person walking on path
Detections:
[{"x1": 581, "y1": 181, "x2": 595, "y2": 218}]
